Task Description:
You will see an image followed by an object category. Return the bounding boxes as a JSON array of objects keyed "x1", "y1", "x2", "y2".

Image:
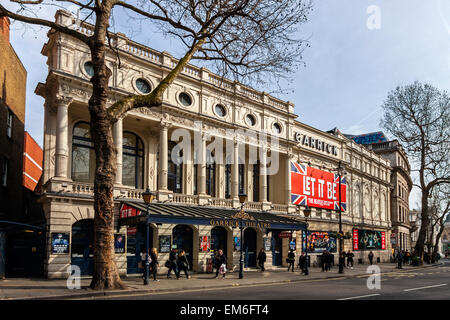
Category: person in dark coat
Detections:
[
  {"x1": 150, "y1": 247, "x2": 159, "y2": 281},
  {"x1": 298, "y1": 252, "x2": 306, "y2": 272},
  {"x1": 214, "y1": 249, "x2": 227, "y2": 279},
  {"x1": 257, "y1": 248, "x2": 267, "y2": 272},
  {"x1": 167, "y1": 248, "x2": 179, "y2": 279},
  {"x1": 346, "y1": 251, "x2": 354, "y2": 268},
  {"x1": 321, "y1": 251, "x2": 328, "y2": 272},
  {"x1": 368, "y1": 251, "x2": 374, "y2": 265},
  {"x1": 177, "y1": 249, "x2": 191, "y2": 279},
  {"x1": 287, "y1": 249, "x2": 295, "y2": 272},
  {"x1": 396, "y1": 251, "x2": 403, "y2": 269}
]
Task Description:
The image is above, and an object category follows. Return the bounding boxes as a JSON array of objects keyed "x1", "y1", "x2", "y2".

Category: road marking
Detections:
[
  {"x1": 338, "y1": 294, "x2": 381, "y2": 300},
  {"x1": 403, "y1": 284, "x2": 447, "y2": 292}
]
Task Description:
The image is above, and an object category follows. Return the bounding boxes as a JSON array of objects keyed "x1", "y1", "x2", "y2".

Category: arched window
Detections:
[
  {"x1": 122, "y1": 132, "x2": 145, "y2": 189},
  {"x1": 206, "y1": 150, "x2": 216, "y2": 197},
  {"x1": 72, "y1": 122, "x2": 95, "y2": 182},
  {"x1": 168, "y1": 141, "x2": 183, "y2": 193}
]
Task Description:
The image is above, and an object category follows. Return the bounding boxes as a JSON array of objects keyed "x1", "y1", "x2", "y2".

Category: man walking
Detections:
[
  {"x1": 368, "y1": 251, "x2": 374, "y2": 265},
  {"x1": 257, "y1": 248, "x2": 266, "y2": 272}
]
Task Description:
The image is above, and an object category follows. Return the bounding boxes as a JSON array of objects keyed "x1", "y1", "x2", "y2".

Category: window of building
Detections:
[
  {"x1": 72, "y1": 122, "x2": 95, "y2": 183},
  {"x1": 168, "y1": 141, "x2": 183, "y2": 193},
  {"x1": 136, "y1": 78, "x2": 151, "y2": 94},
  {"x1": 253, "y1": 162, "x2": 260, "y2": 201},
  {"x1": 225, "y1": 164, "x2": 231, "y2": 199},
  {"x1": 272, "y1": 122, "x2": 282, "y2": 134},
  {"x1": 206, "y1": 151, "x2": 216, "y2": 197},
  {"x1": 6, "y1": 109, "x2": 13, "y2": 138},
  {"x1": 246, "y1": 114, "x2": 256, "y2": 127},
  {"x1": 179, "y1": 92, "x2": 192, "y2": 106},
  {"x1": 84, "y1": 61, "x2": 95, "y2": 77},
  {"x1": 122, "y1": 132, "x2": 145, "y2": 189},
  {"x1": 215, "y1": 104, "x2": 226, "y2": 118},
  {"x1": 1, "y1": 158, "x2": 8, "y2": 187}
]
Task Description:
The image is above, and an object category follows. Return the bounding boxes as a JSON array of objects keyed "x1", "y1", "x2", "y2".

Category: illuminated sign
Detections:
[
  {"x1": 291, "y1": 162, "x2": 347, "y2": 211},
  {"x1": 294, "y1": 132, "x2": 338, "y2": 156}
]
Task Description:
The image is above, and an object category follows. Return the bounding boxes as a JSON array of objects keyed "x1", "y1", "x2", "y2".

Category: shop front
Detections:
[{"x1": 118, "y1": 201, "x2": 306, "y2": 273}]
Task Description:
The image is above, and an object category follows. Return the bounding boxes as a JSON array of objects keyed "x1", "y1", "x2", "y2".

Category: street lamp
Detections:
[
  {"x1": 303, "y1": 205, "x2": 311, "y2": 276},
  {"x1": 142, "y1": 186, "x2": 155, "y2": 285},
  {"x1": 336, "y1": 161, "x2": 346, "y2": 274},
  {"x1": 238, "y1": 192, "x2": 247, "y2": 279}
]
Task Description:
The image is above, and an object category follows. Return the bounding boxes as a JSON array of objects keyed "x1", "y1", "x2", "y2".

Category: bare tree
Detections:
[
  {"x1": 0, "y1": 0, "x2": 313, "y2": 289},
  {"x1": 380, "y1": 81, "x2": 450, "y2": 260}
]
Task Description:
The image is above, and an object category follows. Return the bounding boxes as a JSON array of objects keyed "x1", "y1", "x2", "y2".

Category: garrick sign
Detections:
[
  {"x1": 294, "y1": 132, "x2": 338, "y2": 156},
  {"x1": 209, "y1": 218, "x2": 271, "y2": 229}
]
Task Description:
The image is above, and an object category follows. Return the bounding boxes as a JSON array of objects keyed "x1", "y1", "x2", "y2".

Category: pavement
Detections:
[{"x1": 0, "y1": 261, "x2": 445, "y2": 300}]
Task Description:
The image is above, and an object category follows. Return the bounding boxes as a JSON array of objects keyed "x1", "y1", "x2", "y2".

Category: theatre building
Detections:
[{"x1": 37, "y1": 11, "x2": 393, "y2": 278}]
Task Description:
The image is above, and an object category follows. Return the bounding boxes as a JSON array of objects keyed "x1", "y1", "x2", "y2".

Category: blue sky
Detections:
[{"x1": 8, "y1": 0, "x2": 450, "y2": 208}]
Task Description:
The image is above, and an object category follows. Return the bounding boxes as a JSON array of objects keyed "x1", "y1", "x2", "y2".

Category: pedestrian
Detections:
[
  {"x1": 298, "y1": 252, "x2": 306, "y2": 273},
  {"x1": 325, "y1": 251, "x2": 332, "y2": 271},
  {"x1": 257, "y1": 248, "x2": 266, "y2": 272},
  {"x1": 346, "y1": 250, "x2": 354, "y2": 269},
  {"x1": 396, "y1": 250, "x2": 403, "y2": 269},
  {"x1": 141, "y1": 248, "x2": 149, "y2": 280},
  {"x1": 287, "y1": 249, "x2": 295, "y2": 272},
  {"x1": 405, "y1": 250, "x2": 411, "y2": 265},
  {"x1": 321, "y1": 250, "x2": 327, "y2": 272},
  {"x1": 368, "y1": 251, "x2": 374, "y2": 265},
  {"x1": 167, "y1": 248, "x2": 179, "y2": 279},
  {"x1": 177, "y1": 250, "x2": 191, "y2": 279},
  {"x1": 150, "y1": 247, "x2": 159, "y2": 281},
  {"x1": 215, "y1": 249, "x2": 227, "y2": 279}
]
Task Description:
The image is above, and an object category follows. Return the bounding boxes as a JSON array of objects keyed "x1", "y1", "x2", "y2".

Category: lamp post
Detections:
[
  {"x1": 303, "y1": 206, "x2": 311, "y2": 276},
  {"x1": 237, "y1": 192, "x2": 247, "y2": 279},
  {"x1": 142, "y1": 187, "x2": 155, "y2": 285},
  {"x1": 337, "y1": 161, "x2": 346, "y2": 274}
]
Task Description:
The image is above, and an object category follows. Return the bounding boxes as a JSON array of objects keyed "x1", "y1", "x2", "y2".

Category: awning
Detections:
[{"x1": 118, "y1": 201, "x2": 305, "y2": 231}]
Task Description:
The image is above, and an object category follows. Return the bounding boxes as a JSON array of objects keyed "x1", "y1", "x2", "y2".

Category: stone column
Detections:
[
  {"x1": 231, "y1": 139, "x2": 239, "y2": 199},
  {"x1": 198, "y1": 133, "x2": 207, "y2": 195},
  {"x1": 55, "y1": 96, "x2": 72, "y2": 179},
  {"x1": 158, "y1": 122, "x2": 169, "y2": 190},
  {"x1": 285, "y1": 154, "x2": 292, "y2": 205},
  {"x1": 113, "y1": 118, "x2": 123, "y2": 185}
]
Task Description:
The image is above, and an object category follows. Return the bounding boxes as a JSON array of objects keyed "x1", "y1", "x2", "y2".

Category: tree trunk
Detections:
[
  {"x1": 413, "y1": 192, "x2": 429, "y2": 260},
  {"x1": 88, "y1": 6, "x2": 125, "y2": 290}
]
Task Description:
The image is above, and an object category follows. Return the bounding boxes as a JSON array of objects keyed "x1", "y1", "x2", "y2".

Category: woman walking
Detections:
[
  {"x1": 150, "y1": 247, "x2": 159, "y2": 281},
  {"x1": 214, "y1": 249, "x2": 227, "y2": 279},
  {"x1": 177, "y1": 250, "x2": 191, "y2": 279}
]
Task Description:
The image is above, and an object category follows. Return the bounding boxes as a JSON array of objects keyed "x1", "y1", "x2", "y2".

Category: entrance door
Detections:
[
  {"x1": 127, "y1": 224, "x2": 152, "y2": 274},
  {"x1": 272, "y1": 230, "x2": 282, "y2": 266},
  {"x1": 173, "y1": 225, "x2": 193, "y2": 267},
  {"x1": 244, "y1": 228, "x2": 257, "y2": 268},
  {"x1": 211, "y1": 227, "x2": 228, "y2": 256},
  {"x1": 71, "y1": 219, "x2": 94, "y2": 276}
]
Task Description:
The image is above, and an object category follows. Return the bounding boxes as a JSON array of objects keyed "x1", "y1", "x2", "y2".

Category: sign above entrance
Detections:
[{"x1": 291, "y1": 162, "x2": 347, "y2": 211}]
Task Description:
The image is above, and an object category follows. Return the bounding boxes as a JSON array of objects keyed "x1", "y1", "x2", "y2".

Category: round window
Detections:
[
  {"x1": 179, "y1": 92, "x2": 192, "y2": 106},
  {"x1": 273, "y1": 122, "x2": 282, "y2": 134},
  {"x1": 84, "y1": 61, "x2": 94, "y2": 77},
  {"x1": 136, "y1": 78, "x2": 151, "y2": 94},
  {"x1": 246, "y1": 114, "x2": 256, "y2": 127},
  {"x1": 215, "y1": 104, "x2": 226, "y2": 117}
]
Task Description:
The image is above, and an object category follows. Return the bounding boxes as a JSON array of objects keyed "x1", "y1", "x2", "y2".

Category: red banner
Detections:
[
  {"x1": 381, "y1": 232, "x2": 386, "y2": 250},
  {"x1": 353, "y1": 229, "x2": 359, "y2": 251},
  {"x1": 291, "y1": 162, "x2": 347, "y2": 211}
]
